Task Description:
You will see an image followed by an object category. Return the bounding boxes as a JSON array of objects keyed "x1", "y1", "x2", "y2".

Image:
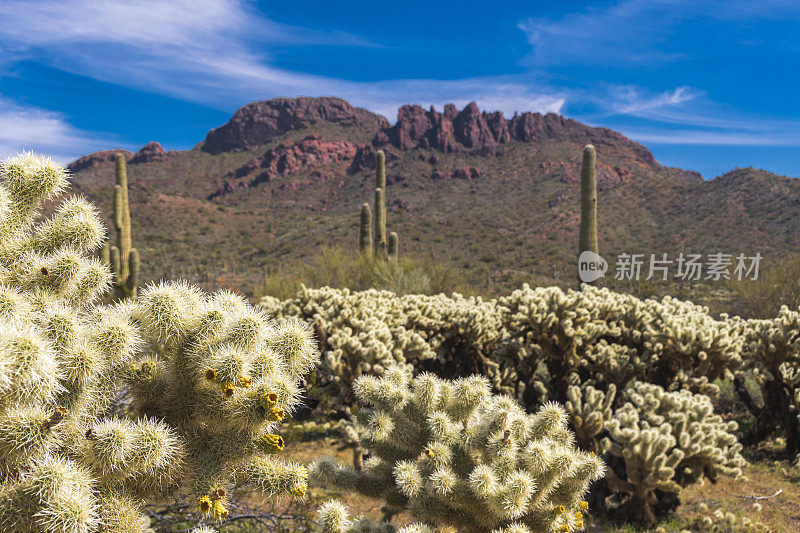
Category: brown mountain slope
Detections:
[{"x1": 66, "y1": 97, "x2": 799, "y2": 294}]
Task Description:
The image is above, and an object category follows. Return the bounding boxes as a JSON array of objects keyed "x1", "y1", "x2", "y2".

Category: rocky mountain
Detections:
[{"x1": 66, "y1": 97, "x2": 798, "y2": 295}]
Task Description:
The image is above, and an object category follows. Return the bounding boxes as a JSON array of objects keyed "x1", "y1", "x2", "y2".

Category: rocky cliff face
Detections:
[
  {"x1": 371, "y1": 102, "x2": 657, "y2": 167},
  {"x1": 199, "y1": 97, "x2": 390, "y2": 154},
  {"x1": 202, "y1": 98, "x2": 663, "y2": 197}
]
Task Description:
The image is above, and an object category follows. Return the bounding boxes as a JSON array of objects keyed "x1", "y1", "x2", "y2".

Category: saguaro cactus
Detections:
[
  {"x1": 104, "y1": 153, "x2": 139, "y2": 299},
  {"x1": 388, "y1": 231, "x2": 398, "y2": 261},
  {"x1": 374, "y1": 187, "x2": 386, "y2": 258},
  {"x1": 373, "y1": 150, "x2": 387, "y2": 258},
  {"x1": 578, "y1": 145, "x2": 598, "y2": 286},
  {"x1": 359, "y1": 203, "x2": 372, "y2": 255}
]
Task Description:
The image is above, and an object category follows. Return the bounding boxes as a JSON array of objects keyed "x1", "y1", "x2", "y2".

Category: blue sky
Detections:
[{"x1": 0, "y1": 0, "x2": 798, "y2": 179}]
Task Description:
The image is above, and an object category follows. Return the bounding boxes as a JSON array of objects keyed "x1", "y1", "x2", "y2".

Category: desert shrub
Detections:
[
  {"x1": 727, "y1": 254, "x2": 800, "y2": 319},
  {"x1": 254, "y1": 247, "x2": 471, "y2": 300}
]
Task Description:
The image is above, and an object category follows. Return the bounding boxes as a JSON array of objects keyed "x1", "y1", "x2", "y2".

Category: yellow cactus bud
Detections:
[
  {"x1": 259, "y1": 433, "x2": 284, "y2": 454},
  {"x1": 205, "y1": 368, "x2": 217, "y2": 382},
  {"x1": 222, "y1": 383, "x2": 235, "y2": 398},
  {"x1": 240, "y1": 375, "x2": 252, "y2": 387},
  {"x1": 291, "y1": 483, "x2": 307, "y2": 497}
]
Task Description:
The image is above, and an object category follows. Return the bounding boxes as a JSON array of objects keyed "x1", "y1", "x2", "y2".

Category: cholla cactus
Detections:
[
  {"x1": 499, "y1": 285, "x2": 743, "y2": 406},
  {"x1": 738, "y1": 307, "x2": 800, "y2": 456},
  {"x1": 565, "y1": 383, "x2": 615, "y2": 452},
  {"x1": 312, "y1": 367, "x2": 604, "y2": 533},
  {"x1": 601, "y1": 382, "x2": 745, "y2": 526},
  {"x1": 0, "y1": 153, "x2": 318, "y2": 533}
]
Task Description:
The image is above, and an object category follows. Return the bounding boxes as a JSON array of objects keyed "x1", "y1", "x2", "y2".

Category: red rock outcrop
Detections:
[
  {"x1": 199, "y1": 97, "x2": 390, "y2": 154},
  {"x1": 375, "y1": 102, "x2": 658, "y2": 167},
  {"x1": 209, "y1": 134, "x2": 359, "y2": 198}
]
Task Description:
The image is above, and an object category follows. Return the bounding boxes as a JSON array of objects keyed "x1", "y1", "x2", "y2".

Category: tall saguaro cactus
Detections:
[
  {"x1": 373, "y1": 150, "x2": 387, "y2": 258},
  {"x1": 578, "y1": 144, "x2": 598, "y2": 286},
  {"x1": 103, "y1": 153, "x2": 139, "y2": 298},
  {"x1": 359, "y1": 203, "x2": 372, "y2": 254}
]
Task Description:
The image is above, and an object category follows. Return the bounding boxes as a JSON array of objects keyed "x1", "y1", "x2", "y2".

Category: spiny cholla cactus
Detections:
[
  {"x1": 739, "y1": 307, "x2": 800, "y2": 456},
  {"x1": 565, "y1": 383, "x2": 616, "y2": 453},
  {"x1": 601, "y1": 381, "x2": 745, "y2": 526},
  {"x1": 311, "y1": 367, "x2": 604, "y2": 533},
  {"x1": 0, "y1": 153, "x2": 318, "y2": 533},
  {"x1": 499, "y1": 285, "x2": 743, "y2": 406}
]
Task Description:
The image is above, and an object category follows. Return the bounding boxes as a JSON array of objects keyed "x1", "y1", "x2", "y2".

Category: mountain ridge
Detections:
[{"x1": 64, "y1": 97, "x2": 798, "y2": 295}]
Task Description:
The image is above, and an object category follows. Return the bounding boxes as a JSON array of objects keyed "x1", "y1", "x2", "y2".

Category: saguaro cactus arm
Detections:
[
  {"x1": 388, "y1": 232, "x2": 398, "y2": 261},
  {"x1": 359, "y1": 203, "x2": 373, "y2": 254}
]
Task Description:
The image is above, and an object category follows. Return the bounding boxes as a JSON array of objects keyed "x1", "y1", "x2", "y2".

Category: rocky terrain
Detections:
[{"x1": 66, "y1": 96, "x2": 800, "y2": 295}]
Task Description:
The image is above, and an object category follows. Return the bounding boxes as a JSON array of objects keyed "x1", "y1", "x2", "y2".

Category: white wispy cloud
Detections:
[
  {"x1": 0, "y1": 97, "x2": 126, "y2": 162},
  {"x1": 0, "y1": 0, "x2": 563, "y2": 121},
  {"x1": 1, "y1": 0, "x2": 798, "y2": 157},
  {"x1": 618, "y1": 129, "x2": 800, "y2": 146},
  {"x1": 608, "y1": 86, "x2": 701, "y2": 116},
  {"x1": 517, "y1": 0, "x2": 800, "y2": 67}
]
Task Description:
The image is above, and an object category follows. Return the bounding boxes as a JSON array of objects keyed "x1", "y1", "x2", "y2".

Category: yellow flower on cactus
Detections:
[
  {"x1": 424, "y1": 448, "x2": 435, "y2": 459},
  {"x1": 239, "y1": 375, "x2": 252, "y2": 387},
  {"x1": 575, "y1": 520, "x2": 584, "y2": 530},
  {"x1": 559, "y1": 525, "x2": 570, "y2": 532},
  {"x1": 205, "y1": 368, "x2": 217, "y2": 381},
  {"x1": 259, "y1": 433, "x2": 285, "y2": 454},
  {"x1": 222, "y1": 383, "x2": 235, "y2": 398},
  {"x1": 260, "y1": 391, "x2": 278, "y2": 409},
  {"x1": 579, "y1": 500, "x2": 589, "y2": 511},
  {"x1": 291, "y1": 483, "x2": 307, "y2": 497},
  {"x1": 555, "y1": 505, "x2": 566, "y2": 515},
  {"x1": 198, "y1": 495, "x2": 212, "y2": 514}
]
